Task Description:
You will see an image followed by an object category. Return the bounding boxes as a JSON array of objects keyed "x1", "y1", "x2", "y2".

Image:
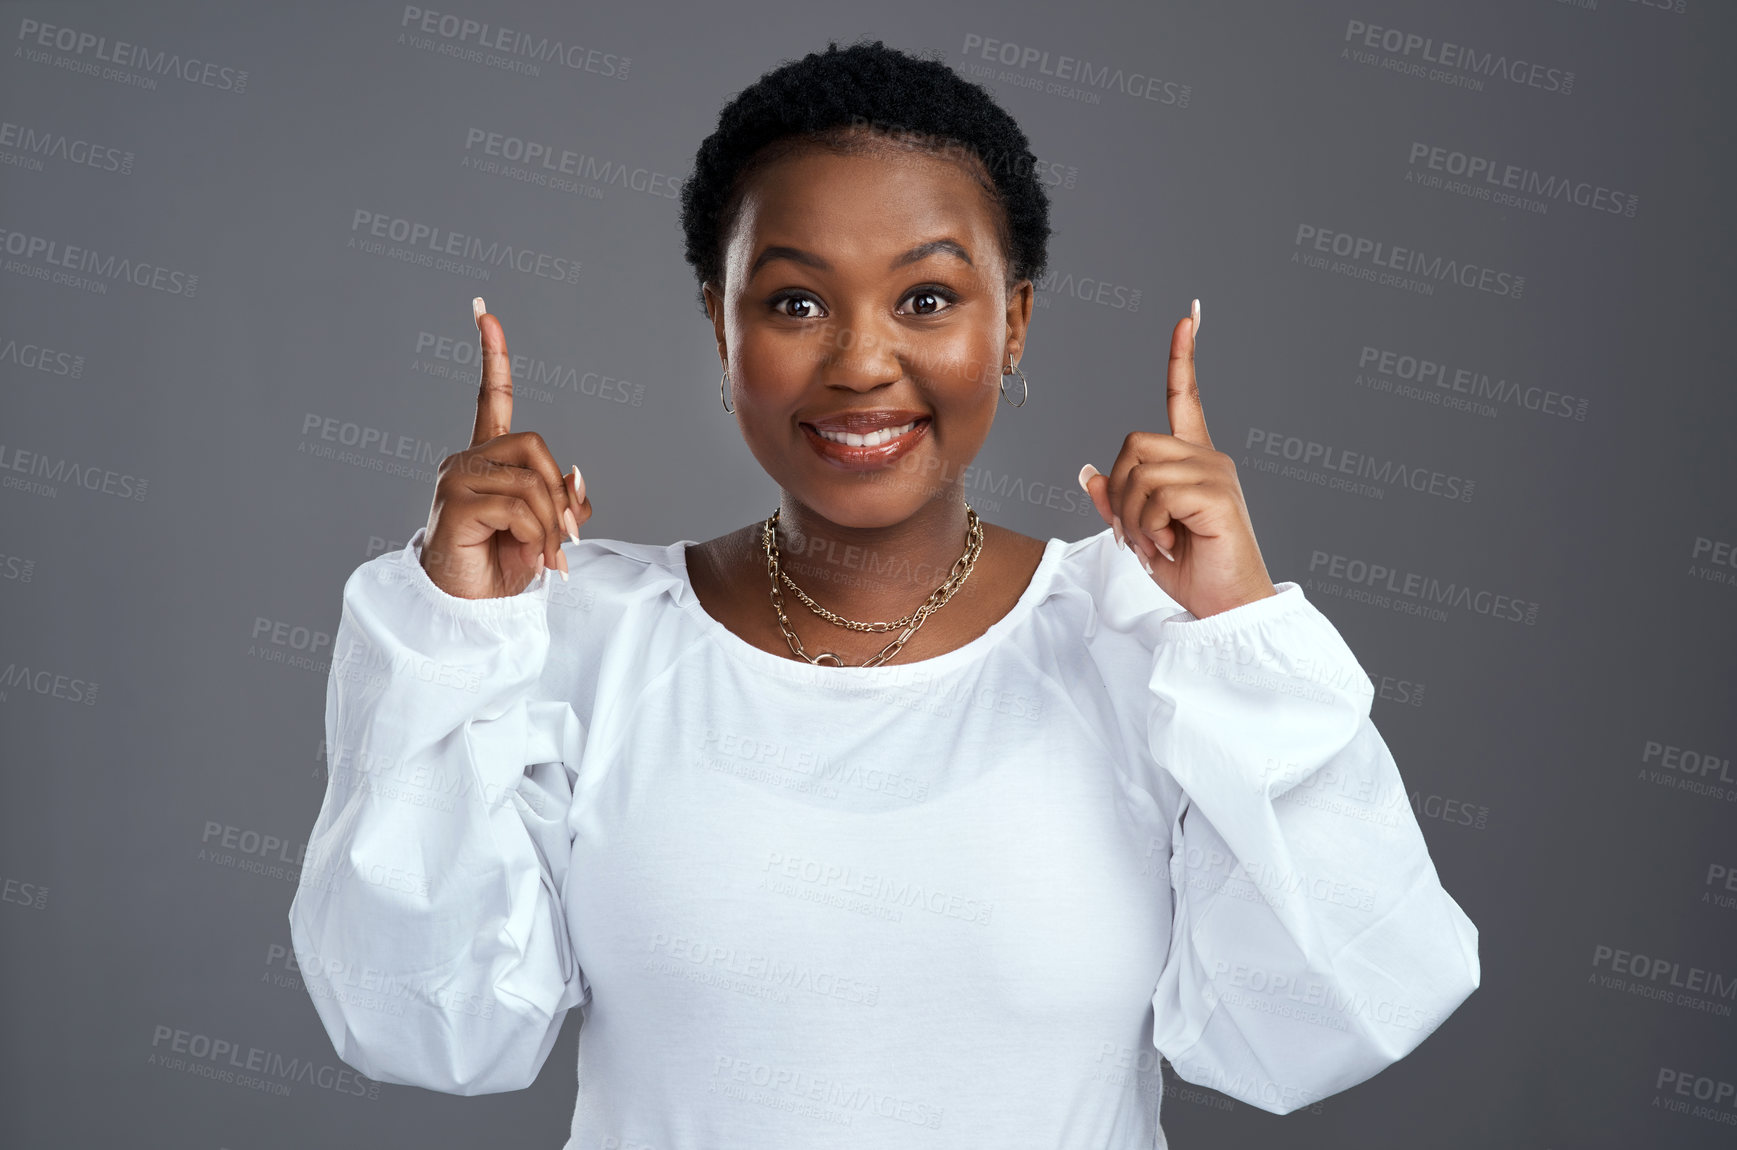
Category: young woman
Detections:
[{"x1": 289, "y1": 39, "x2": 1478, "y2": 1149}]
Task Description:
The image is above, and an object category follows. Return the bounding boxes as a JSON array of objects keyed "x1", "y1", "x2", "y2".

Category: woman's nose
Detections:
[{"x1": 819, "y1": 309, "x2": 907, "y2": 386}]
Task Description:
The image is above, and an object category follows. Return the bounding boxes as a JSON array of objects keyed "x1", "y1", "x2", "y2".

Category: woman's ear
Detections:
[
  {"x1": 702, "y1": 280, "x2": 728, "y2": 363},
  {"x1": 1004, "y1": 278, "x2": 1035, "y2": 362}
]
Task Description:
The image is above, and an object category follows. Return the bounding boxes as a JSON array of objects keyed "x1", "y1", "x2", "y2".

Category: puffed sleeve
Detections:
[
  {"x1": 287, "y1": 526, "x2": 589, "y2": 1095},
  {"x1": 1081, "y1": 536, "x2": 1479, "y2": 1114}
]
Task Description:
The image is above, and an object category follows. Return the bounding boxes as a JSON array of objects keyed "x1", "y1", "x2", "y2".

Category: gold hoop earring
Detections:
[
  {"x1": 720, "y1": 369, "x2": 734, "y2": 414},
  {"x1": 1001, "y1": 363, "x2": 1029, "y2": 408}
]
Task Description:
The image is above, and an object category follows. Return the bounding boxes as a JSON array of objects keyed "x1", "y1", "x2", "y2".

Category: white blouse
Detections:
[{"x1": 288, "y1": 522, "x2": 1479, "y2": 1149}]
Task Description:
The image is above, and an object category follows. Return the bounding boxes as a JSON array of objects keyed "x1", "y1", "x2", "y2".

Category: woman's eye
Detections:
[
  {"x1": 767, "y1": 287, "x2": 957, "y2": 318},
  {"x1": 769, "y1": 292, "x2": 823, "y2": 319},
  {"x1": 901, "y1": 287, "x2": 958, "y2": 316}
]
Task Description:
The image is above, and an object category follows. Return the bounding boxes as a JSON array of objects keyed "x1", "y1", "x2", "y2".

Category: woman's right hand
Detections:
[{"x1": 420, "y1": 297, "x2": 591, "y2": 600}]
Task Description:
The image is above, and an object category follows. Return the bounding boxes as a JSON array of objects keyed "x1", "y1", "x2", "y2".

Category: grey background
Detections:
[{"x1": 3, "y1": 0, "x2": 1734, "y2": 1146}]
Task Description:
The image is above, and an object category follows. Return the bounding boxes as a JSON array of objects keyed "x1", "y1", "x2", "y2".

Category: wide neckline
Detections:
[{"x1": 665, "y1": 534, "x2": 1068, "y2": 679}]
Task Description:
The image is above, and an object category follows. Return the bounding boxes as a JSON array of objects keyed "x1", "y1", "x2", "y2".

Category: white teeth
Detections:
[{"x1": 815, "y1": 420, "x2": 917, "y2": 447}]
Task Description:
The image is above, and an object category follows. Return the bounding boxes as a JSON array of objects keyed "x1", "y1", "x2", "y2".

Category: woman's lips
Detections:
[{"x1": 800, "y1": 417, "x2": 931, "y2": 471}]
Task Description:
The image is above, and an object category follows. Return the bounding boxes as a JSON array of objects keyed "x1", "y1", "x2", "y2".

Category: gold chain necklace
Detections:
[{"x1": 761, "y1": 505, "x2": 983, "y2": 667}]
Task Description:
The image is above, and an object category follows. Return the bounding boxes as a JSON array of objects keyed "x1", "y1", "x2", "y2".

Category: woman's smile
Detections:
[{"x1": 799, "y1": 410, "x2": 933, "y2": 470}]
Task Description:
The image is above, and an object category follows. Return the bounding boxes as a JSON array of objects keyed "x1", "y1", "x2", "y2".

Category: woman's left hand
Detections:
[{"x1": 1079, "y1": 302, "x2": 1280, "y2": 619}]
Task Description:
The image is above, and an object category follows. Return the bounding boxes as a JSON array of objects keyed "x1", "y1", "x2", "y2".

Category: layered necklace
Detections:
[{"x1": 760, "y1": 504, "x2": 983, "y2": 667}]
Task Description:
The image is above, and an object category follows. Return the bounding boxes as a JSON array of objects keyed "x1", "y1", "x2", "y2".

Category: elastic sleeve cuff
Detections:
[
  {"x1": 385, "y1": 525, "x2": 556, "y2": 626},
  {"x1": 1148, "y1": 579, "x2": 1376, "y2": 730},
  {"x1": 1156, "y1": 581, "x2": 1309, "y2": 643}
]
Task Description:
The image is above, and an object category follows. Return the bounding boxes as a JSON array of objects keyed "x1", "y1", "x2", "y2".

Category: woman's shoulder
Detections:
[
  {"x1": 1031, "y1": 522, "x2": 1192, "y2": 635},
  {"x1": 561, "y1": 533, "x2": 686, "y2": 584},
  {"x1": 567, "y1": 533, "x2": 680, "y2": 564},
  {"x1": 1036, "y1": 522, "x2": 1167, "y2": 598},
  {"x1": 547, "y1": 534, "x2": 693, "y2": 623},
  {"x1": 540, "y1": 535, "x2": 703, "y2": 680}
]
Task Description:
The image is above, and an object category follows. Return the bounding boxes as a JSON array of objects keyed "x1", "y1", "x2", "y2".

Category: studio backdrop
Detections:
[{"x1": 2, "y1": 0, "x2": 1733, "y2": 1147}]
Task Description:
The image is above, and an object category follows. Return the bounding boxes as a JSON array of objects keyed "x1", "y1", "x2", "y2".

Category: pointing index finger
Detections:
[
  {"x1": 470, "y1": 296, "x2": 514, "y2": 447},
  {"x1": 1165, "y1": 298, "x2": 1212, "y2": 449}
]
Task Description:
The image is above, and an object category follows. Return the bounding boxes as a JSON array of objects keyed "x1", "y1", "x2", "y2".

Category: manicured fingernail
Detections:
[
  {"x1": 556, "y1": 550, "x2": 570, "y2": 581},
  {"x1": 473, "y1": 296, "x2": 486, "y2": 321},
  {"x1": 1156, "y1": 541, "x2": 1176, "y2": 562},
  {"x1": 563, "y1": 507, "x2": 580, "y2": 544},
  {"x1": 1191, "y1": 298, "x2": 1201, "y2": 341},
  {"x1": 1136, "y1": 548, "x2": 1153, "y2": 576},
  {"x1": 1077, "y1": 463, "x2": 1098, "y2": 494},
  {"x1": 1112, "y1": 514, "x2": 1127, "y2": 551},
  {"x1": 573, "y1": 465, "x2": 586, "y2": 506}
]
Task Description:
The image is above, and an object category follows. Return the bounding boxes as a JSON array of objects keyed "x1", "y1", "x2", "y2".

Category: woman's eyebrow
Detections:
[{"x1": 748, "y1": 238, "x2": 974, "y2": 280}]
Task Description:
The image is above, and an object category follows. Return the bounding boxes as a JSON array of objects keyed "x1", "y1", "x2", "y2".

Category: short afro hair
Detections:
[{"x1": 678, "y1": 38, "x2": 1052, "y2": 314}]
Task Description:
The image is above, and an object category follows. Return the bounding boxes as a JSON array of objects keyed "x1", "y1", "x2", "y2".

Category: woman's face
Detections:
[{"x1": 704, "y1": 142, "x2": 1033, "y2": 529}]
